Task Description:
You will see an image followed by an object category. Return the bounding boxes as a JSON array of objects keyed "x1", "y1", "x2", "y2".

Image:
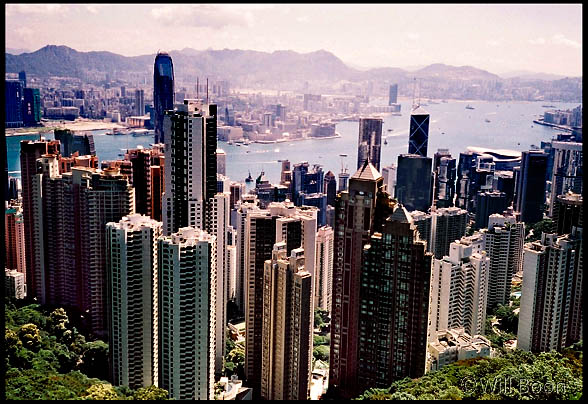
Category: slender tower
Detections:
[{"x1": 153, "y1": 52, "x2": 175, "y2": 144}]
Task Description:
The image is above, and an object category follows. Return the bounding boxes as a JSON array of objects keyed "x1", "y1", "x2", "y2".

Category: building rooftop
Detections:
[{"x1": 351, "y1": 160, "x2": 382, "y2": 181}]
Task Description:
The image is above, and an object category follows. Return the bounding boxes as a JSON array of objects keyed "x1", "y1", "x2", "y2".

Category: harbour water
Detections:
[{"x1": 6, "y1": 100, "x2": 580, "y2": 185}]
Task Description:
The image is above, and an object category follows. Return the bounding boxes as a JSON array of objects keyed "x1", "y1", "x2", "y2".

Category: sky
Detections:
[{"x1": 5, "y1": 3, "x2": 583, "y2": 77}]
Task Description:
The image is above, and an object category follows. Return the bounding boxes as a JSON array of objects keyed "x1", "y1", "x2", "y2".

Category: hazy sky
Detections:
[{"x1": 5, "y1": 3, "x2": 582, "y2": 76}]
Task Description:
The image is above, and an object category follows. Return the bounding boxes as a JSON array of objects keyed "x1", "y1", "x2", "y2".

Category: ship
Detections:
[
  {"x1": 466, "y1": 105, "x2": 475, "y2": 110},
  {"x1": 485, "y1": 118, "x2": 491, "y2": 123},
  {"x1": 387, "y1": 128, "x2": 394, "y2": 132},
  {"x1": 384, "y1": 139, "x2": 388, "y2": 145},
  {"x1": 245, "y1": 171, "x2": 253, "y2": 183}
]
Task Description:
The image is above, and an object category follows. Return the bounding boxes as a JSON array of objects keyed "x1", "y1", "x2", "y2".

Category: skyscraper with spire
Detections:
[{"x1": 153, "y1": 52, "x2": 174, "y2": 144}]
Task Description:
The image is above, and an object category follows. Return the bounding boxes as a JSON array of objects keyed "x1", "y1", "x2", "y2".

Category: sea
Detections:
[{"x1": 6, "y1": 100, "x2": 580, "y2": 188}]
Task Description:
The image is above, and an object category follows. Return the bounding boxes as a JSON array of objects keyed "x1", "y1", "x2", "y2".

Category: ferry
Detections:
[
  {"x1": 465, "y1": 105, "x2": 475, "y2": 110},
  {"x1": 131, "y1": 129, "x2": 152, "y2": 137}
]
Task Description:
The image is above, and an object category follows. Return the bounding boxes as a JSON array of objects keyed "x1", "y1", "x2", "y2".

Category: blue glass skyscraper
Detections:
[
  {"x1": 408, "y1": 106, "x2": 430, "y2": 157},
  {"x1": 153, "y1": 52, "x2": 175, "y2": 144}
]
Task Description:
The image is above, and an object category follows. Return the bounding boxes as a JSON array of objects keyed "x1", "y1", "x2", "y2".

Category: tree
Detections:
[
  {"x1": 82, "y1": 383, "x2": 120, "y2": 400},
  {"x1": 313, "y1": 345, "x2": 330, "y2": 362},
  {"x1": 18, "y1": 323, "x2": 42, "y2": 352},
  {"x1": 79, "y1": 341, "x2": 109, "y2": 380},
  {"x1": 133, "y1": 385, "x2": 169, "y2": 400}
]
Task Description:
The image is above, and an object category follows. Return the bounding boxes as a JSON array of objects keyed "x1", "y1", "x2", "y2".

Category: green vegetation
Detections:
[
  {"x1": 313, "y1": 345, "x2": 330, "y2": 362},
  {"x1": 223, "y1": 330, "x2": 245, "y2": 380},
  {"x1": 314, "y1": 334, "x2": 330, "y2": 346},
  {"x1": 5, "y1": 300, "x2": 169, "y2": 400},
  {"x1": 526, "y1": 219, "x2": 553, "y2": 242},
  {"x1": 356, "y1": 344, "x2": 583, "y2": 400}
]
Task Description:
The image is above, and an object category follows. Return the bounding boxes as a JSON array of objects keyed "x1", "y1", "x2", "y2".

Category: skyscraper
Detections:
[
  {"x1": 430, "y1": 207, "x2": 468, "y2": 259},
  {"x1": 217, "y1": 148, "x2": 227, "y2": 176},
  {"x1": 260, "y1": 244, "x2": 313, "y2": 400},
  {"x1": 481, "y1": 213, "x2": 525, "y2": 310},
  {"x1": 552, "y1": 193, "x2": 582, "y2": 235},
  {"x1": 433, "y1": 149, "x2": 456, "y2": 208},
  {"x1": 518, "y1": 230, "x2": 582, "y2": 352},
  {"x1": 323, "y1": 171, "x2": 337, "y2": 206},
  {"x1": 356, "y1": 118, "x2": 383, "y2": 170},
  {"x1": 357, "y1": 206, "x2": 432, "y2": 392},
  {"x1": 23, "y1": 88, "x2": 41, "y2": 126},
  {"x1": 549, "y1": 141, "x2": 582, "y2": 216},
  {"x1": 5, "y1": 202, "x2": 26, "y2": 276},
  {"x1": 107, "y1": 214, "x2": 162, "y2": 389},
  {"x1": 330, "y1": 161, "x2": 396, "y2": 398},
  {"x1": 474, "y1": 190, "x2": 508, "y2": 230},
  {"x1": 5, "y1": 80, "x2": 24, "y2": 128},
  {"x1": 153, "y1": 52, "x2": 175, "y2": 144},
  {"x1": 388, "y1": 84, "x2": 398, "y2": 105},
  {"x1": 515, "y1": 150, "x2": 548, "y2": 224},
  {"x1": 381, "y1": 164, "x2": 397, "y2": 197},
  {"x1": 54, "y1": 129, "x2": 96, "y2": 157},
  {"x1": 158, "y1": 227, "x2": 217, "y2": 400},
  {"x1": 408, "y1": 106, "x2": 430, "y2": 157},
  {"x1": 395, "y1": 154, "x2": 433, "y2": 212},
  {"x1": 135, "y1": 89, "x2": 145, "y2": 116}
]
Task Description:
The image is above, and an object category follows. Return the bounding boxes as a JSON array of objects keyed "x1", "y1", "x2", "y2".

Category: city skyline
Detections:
[{"x1": 5, "y1": 3, "x2": 583, "y2": 77}]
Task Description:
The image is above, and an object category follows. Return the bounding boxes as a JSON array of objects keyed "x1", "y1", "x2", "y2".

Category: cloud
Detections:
[
  {"x1": 6, "y1": 4, "x2": 64, "y2": 16},
  {"x1": 150, "y1": 5, "x2": 251, "y2": 29},
  {"x1": 528, "y1": 37, "x2": 546, "y2": 45},
  {"x1": 551, "y1": 33, "x2": 581, "y2": 49}
]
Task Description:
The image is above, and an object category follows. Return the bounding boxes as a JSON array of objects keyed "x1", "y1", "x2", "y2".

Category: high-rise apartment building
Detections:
[
  {"x1": 106, "y1": 214, "x2": 162, "y2": 389},
  {"x1": 153, "y1": 52, "x2": 175, "y2": 144},
  {"x1": 518, "y1": 230, "x2": 582, "y2": 352},
  {"x1": 430, "y1": 207, "x2": 468, "y2": 259},
  {"x1": 410, "y1": 210, "x2": 432, "y2": 250},
  {"x1": 475, "y1": 191, "x2": 508, "y2": 230},
  {"x1": 5, "y1": 269, "x2": 26, "y2": 299},
  {"x1": 20, "y1": 138, "x2": 60, "y2": 302},
  {"x1": 428, "y1": 235, "x2": 489, "y2": 340},
  {"x1": 515, "y1": 150, "x2": 548, "y2": 224},
  {"x1": 481, "y1": 213, "x2": 525, "y2": 310},
  {"x1": 433, "y1": 149, "x2": 456, "y2": 208},
  {"x1": 357, "y1": 206, "x2": 432, "y2": 393},
  {"x1": 158, "y1": 227, "x2": 216, "y2": 400},
  {"x1": 260, "y1": 244, "x2": 313, "y2": 400},
  {"x1": 54, "y1": 129, "x2": 96, "y2": 158},
  {"x1": 244, "y1": 201, "x2": 317, "y2": 397},
  {"x1": 381, "y1": 164, "x2": 397, "y2": 198},
  {"x1": 357, "y1": 118, "x2": 383, "y2": 170},
  {"x1": 396, "y1": 154, "x2": 433, "y2": 212},
  {"x1": 5, "y1": 202, "x2": 26, "y2": 276},
  {"x1": 408, "y1": 106, "x2": 430, "y2": 157},
  {"x1": 217, "y1": 148, "x2": 227, "y2": 176},
  {"x1": 315, "y1": 225, "x2": 334, "y2": 311}
]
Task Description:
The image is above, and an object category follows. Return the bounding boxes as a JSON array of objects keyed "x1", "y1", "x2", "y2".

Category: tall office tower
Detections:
[
  {"x1": 481, "y1": 213, "x2": 525, "y2": 310},
  {"x1": 5, "y1": 202, "x2": 26, "y2": 276},
  {"x1": 134, "y1": 89, "x2": 145, "y2": 116},
  {"x1": 338, "y1": 170, "x2": 350, "y2": 192},
  {"x1": 150, "y1": 152, "x2": 165, "y2": 222},
  {"x1": 106, "y1": 214, "x2": 162, "y2": 389},
  {"x1": 549, "y1": 141, "x2": 582, "y2": 216},
  {"x1": 410, "y1": 210, "x2": 432, "y2": 250},
  {"x1": 153, "y1": 52, "x2": 175, "y2": 144},
  {"x1": 7, "y1": 177, "x2": 19, "y2": 201},
  {"x1": 158, "y1": 227, "x2": 216, "y2": 400},
  {"x1": 19, "y1": 70, "x2": 27, "y2": 88},
  {"x1": 357, "y1": 204, "x2": 432, "y2": 393},
  {"x1": 315, "y1": 226, "x2": 334, "y2": 310},
  {"x1": 552, "y1": 193, "x2": 582, "y2": 235},
  {"x1": 5, "y1": 269, "x2": 26, "y2": 299},
  {"x1": 474, "y1": 190, "x2": 508, "y2": 229},
  {"x1": 260, "y1": 244, "x2": 313, "y2": 400},
  {"x1": 244, "y1": 202, "x2": 317, "y2": 397},
  {"x1": 388, "y1": 83, "x2": 398, "y2": 105},
  {"x1": 126, "y1": 148, "x2": 152, "y2": 216},
  {"x1": 54, "y1": 129, "x2": 96, "y2": 157},
  {"x1": 233, "y1": 199, "x2": 261, "y2": 311},
  {"x1": 227, "y1": 226, "x2": 238, "y2": 302},
  {"x1": 381, "y1": 164, "x2": 397, "y2": 197},
  {"x1": 395, "y1": 154, "x2": 433, "y2": 212},
  {"x1": 433, "y1": 149, "x2": 456, "y2": 208},
  {"x1": 299, "y1": 193, "x2": 327, "y2": 227},
  {"x1": 280, "y1": 160, "x2": 292, "y2": 190},
  {"x1": 291, "y1": 162, "x2": 324, "y2": 205},
  {"x1": 356, "y1": 118, "x2": 383, "y2": 170},
  {"x1": 430, "y1": 207, "x2": 468, "y2": 259},
  {"x1": 229, "y1": 182, "x2": 245, "y2": 210},
  {"x1": 514, "y1": 150, "x2": 548, "y2": 224},
  {"x1": 493, "y1": 171, "x2": 515, "y2": 206},
  {"x1": 324, "y1": 171, "x2": 337, "y2": 206},
  {"x1": 162, "y1": 100, "x2": 217, "y2": 236},
  {"x1": 518, "y1": 230, "x2": 583, "y2": 352},
  {"x1": 120, "y1": 86, "x2": 126, "y2": 97},
  {"x1": 217, "y1": 148, "x2": 227, "y2": 176},
  {"x1": 428, "y1": 236, "x2": 489, "y2": 341},
  {"x1": 23, "y1": 88, "x2": 41, "y2": 126},
  {"x1": 408, "y1": 106, "x2": 430, "y2": 157},
  {"x1": 20, "y1": 139, "x2": 60, "y2": 302},
  {"x1": 330, "y1": 161, "x2": 396, "y2": 398},
  {"x1": 5, "y1": 80, "x2": 24, "y2": 128}
]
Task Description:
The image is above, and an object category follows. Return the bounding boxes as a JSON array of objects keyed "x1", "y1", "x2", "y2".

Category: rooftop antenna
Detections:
[
  {"x1": 411, "y1": 77, "x2": 417, "y2": 110},
  {"x1": 197, "y1": 77, "x2": 199, "y2": 100},
  {"x1": 206, "y1": 77, "x2": 209, "y2": 104},
  {"x1": 418, "y1": 78, "x2": 422, "y2": 107}
]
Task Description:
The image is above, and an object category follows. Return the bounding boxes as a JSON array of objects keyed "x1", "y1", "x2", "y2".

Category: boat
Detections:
[
  {"x1": 466, "y1": 105, "x2": 475, "y2": 110},
  {"x1": 243, "y1": 139, "x2": 251, "y2": 145},
  {"x1": 542, "y1": 105, "x2": 556, "y2": 108},
  {"x1": 245, "y1": 171, "x2": 253, "y2": 183},
  {"x1": 384, "y1": 139, "x2": 388, "y2": 145},
  {"x1": 387, "y1": 128, "x2": 394, "y2": 132},
  {"x1": 228, "y1": 140, "x2": 234, "y2": 145},
  {"x1": 441, "y1": 132, "x2": 445, "y2": 135},
  {"x1": 131, "y1": 129, "x2": 151, "y2": 137},
  {"x1": 485, "y1": 118, "x2": 491, "y2": 123},
  {"x1": 236, "y1": 143, "x2": 242, "y2": 147}
]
